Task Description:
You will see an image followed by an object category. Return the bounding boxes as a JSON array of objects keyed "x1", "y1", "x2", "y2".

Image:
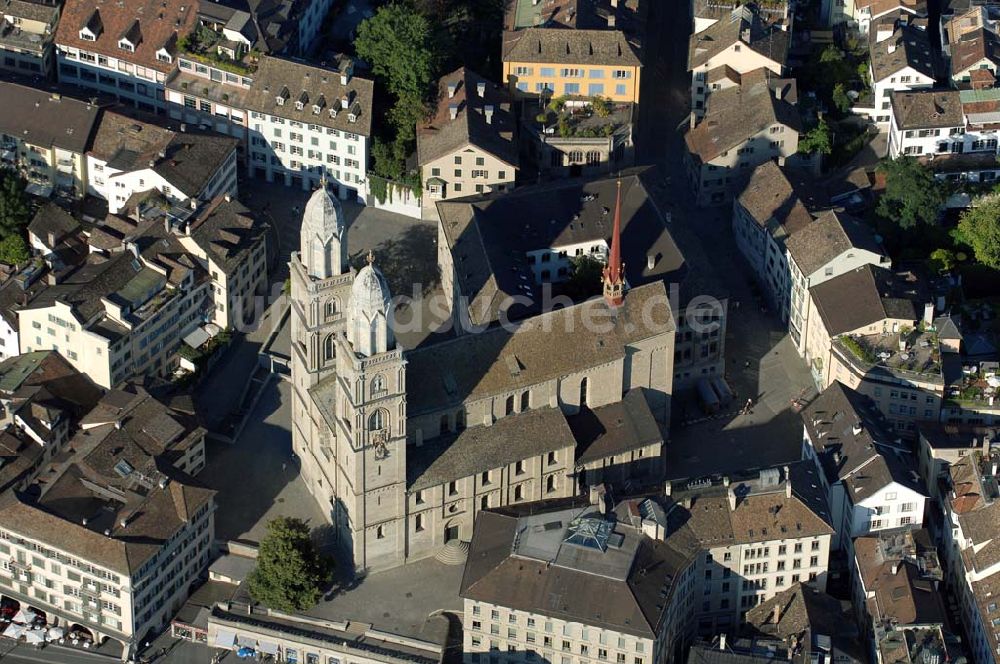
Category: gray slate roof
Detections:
[
  {"x1": 408, "y1": 407, "x2": 576, "y2": 491},
  {"x1": 869, "y1": 24, "x2": 937, "y2": 84},
  {"x1": 890, "y1": 89, "x2": 963, "y2": 130},
  {"x1": 570, "y1": 388, "x2": 663, "y2": 465},
  {"x1": 688, "y1": 6, "x2": 790, "y2": 70},
  {"x1": 0, "y1": 81, "x2": 100, "y2": 153}
]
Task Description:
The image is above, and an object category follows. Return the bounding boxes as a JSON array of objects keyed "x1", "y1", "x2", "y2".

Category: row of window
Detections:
[
  {"x1": 513, "y1": 67, "x2": 632, "y2": 79},
  {"x1": 516, "y1": 82, "x2": 629, "y2": 96}
]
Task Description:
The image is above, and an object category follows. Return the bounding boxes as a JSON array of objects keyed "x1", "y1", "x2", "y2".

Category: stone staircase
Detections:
[{"x1": 434, "y1": 539, "x2": 470, "y2": 565}]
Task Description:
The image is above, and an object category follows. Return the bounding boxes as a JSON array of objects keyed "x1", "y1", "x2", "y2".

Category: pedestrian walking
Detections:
[{"x1": 282, "y1": 462, "x2": 287, "y2": 472}]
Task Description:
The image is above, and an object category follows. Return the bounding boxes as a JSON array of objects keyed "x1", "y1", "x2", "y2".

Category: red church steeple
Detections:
[{"x1": 602, "y1": 180, "x2": 626, "y2": 307}]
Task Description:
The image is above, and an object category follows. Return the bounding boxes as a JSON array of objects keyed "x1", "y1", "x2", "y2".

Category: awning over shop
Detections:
[
  {"x1": 213, "y1": 630, "x2": 236, "y2": 648},
  {"x1": 258, "y1": 641, "x2": 279, "y2": 655}
]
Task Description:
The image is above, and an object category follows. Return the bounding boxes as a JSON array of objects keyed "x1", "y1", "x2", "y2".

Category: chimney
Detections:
[
  {"x1": 887, "y1": 41, "x2": 897, "y2": 54},
  {"x1": 179, "y1": 123, "x2": 186, "y2": 132},
  {"x1": 224, "y1": 192, "x2": 232, "y2": 203},
  {"x1": 485, "y1": 104, "x2": 494, "y2": 124},
  {"x1": 607, "y1": 13, "x2": 616, "y2": 27},
  {"x1": 984, "y1": 435, "x2": 991, "y2": 457},
  {"x1": 665, "y1": 480, "x2": 672, "y2": 496},
  {"x1": 772, "y1": 603, "x2": 781, "y2": 624},
  {"x1": 891, "y1": 562, "x2": 900, "y2": 574},
  {"x1": 727, "y1": 487, "x2": 736, "y2": 511},
  {"x1": 341, "y1": 95, "x2": 349, "y2": 109},
  {"x1": 647, "y1": 253, "x2": 657, "y2": 270},
  {"x1": 476, "y1": 81, "x2": 486, "y2": 98},
  {"x1": 741, "y1": 27, "x2": 750, "y2": 42},
  {"x1": 719, "y1": 634, "x2": 727, "y2": 651},
  {"x1": 447, "y1": 82, "x2": 457, "y2": 98},
  {"x1": 923, "y1": 302, "x2": 934, "y2": 326},
  {"x1": 689, "y1": 112, "x2": 697, "y2": 129},
  {"x1": 784, "y1": 466, "x2": 792, "y2": 498},
  {"x1": 449, "y1": 104, "x2": 458, "y2": 120},
  {"x1": 723, "y1": 476, "x2": 731, "y2": 487},
  {"x1": 340, "y1": 72, "x2": 349, "y2": 86}
]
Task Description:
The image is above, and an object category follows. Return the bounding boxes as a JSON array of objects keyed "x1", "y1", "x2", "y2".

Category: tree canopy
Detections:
[
  {"x1": 0, "y1": 234, "x2": 28, "y2": 266},
  {"x1": 247, "y1": 517, "x2": 332, "y2": 612},
  {"x1": 957, "y1": 195, "x2": 1000, "y2": 269},
  {"x1": 875, "y1": 157, "x2": 945, "y2": 229},
  {"x1": 798, "y1": 118, "x2": 832, "y2": 155},
  {"x1": 563, "y1": 255, "x2": 605, "y2": 301},
  {"x1": 0, "y1": 172, "x2": 30, "y2": 238}
]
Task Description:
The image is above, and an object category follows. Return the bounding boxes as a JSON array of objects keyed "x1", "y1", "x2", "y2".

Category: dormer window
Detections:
[
  {"x1": 156, "y1": 48, "x2": 171, "y2": 63},
  {"x1": 312, "y1": 94, "x2": 326, "y2": 115},
  {"x1": 275, "y1": 86, "x2": 289, "y2": 106},
  {"x1": 118, "y1": 19, "x2": 141, "y2": 52},
  {"x1": 328, "y1": 107, "x2": 338, "y2": 118},
  {"x1": 348, "y1": 112, "x2": 357, "y2": 123},
  {"x1": 80, "y1": 8, "x2": 102, "y2": 41},
  {"x1": 295, "y1": 90, "x2": 308, "y2": 111}
]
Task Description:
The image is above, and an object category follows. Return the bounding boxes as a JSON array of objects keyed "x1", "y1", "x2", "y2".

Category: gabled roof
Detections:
[
  {"x1": 801, "y1": 381, "x2": 924, "y2": 502},
  {"x1": 502, "y1": 27, "x2": 641, "y2": 66},
  {"x1": 685, "y1": 68, "x2": 801, "y2": 163},
  {"x1": 950, "y1": 27, "x2": 1000, "y2": 77},
  {"x1": 687, "y1": 7, "x2": 789, "y2": 70},
  {"x1": 869, "y1": 23, "x2": 937, "y2": 83},
  {"x1": 570, "y1": 388, "x2": 663, "y2": 465},
  {"x1": 55, "y1": 0, "x2": 196, "y2": 73},
  {"x1": 417, "y1": 68, "x2": 518, "y2": 168},
  {"x1": 736, "y1": 161, "x2": 813, "y2": 239},
  {"x1": 810, "y1": 264, "x2": 917, "y2": 337},
  {"x1": 785, "y1": 209, "x2": 884, "y2": 277}
]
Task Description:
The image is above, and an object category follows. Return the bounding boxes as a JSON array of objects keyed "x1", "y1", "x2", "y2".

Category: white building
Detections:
[
  {"x1": 888, "y1": 87, "x2": 1000, "y2": 159},
  {"x1": 86, "y1": 111, "x2": 239, "y2": 214},
  {"x1": 244, "y1": 56, "x2": 374, "y2": 199},
  {"x1": 0, "y1": 432, "x2": 214, "y2": 659},
  {"x1": 801, "y1": 381, "x2": 927, "y2": 552},
  {"x1": 463, "y1": 466, "x2": 833, "y2": 664},
  {"x1": 785, "y1": 210, "x2": 889, "y2": 353},
  {"x1": 732, "y1": 161, "x2": 813, "y2": 323},
  {"x1": 54, "y1": 0, "x2": 198, "y2": 113},
  {"x1": 867, "y1": 20, "x2": 937, "y2": 125}
]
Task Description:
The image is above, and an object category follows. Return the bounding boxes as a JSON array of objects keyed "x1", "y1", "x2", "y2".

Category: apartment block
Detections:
[
  {"x1": 462, "y1": 465, "x2": 833, "y2": 664},
  {"x1": 888, "y1": 87, "x2": 1000, "y2": 159},
  {"x1": 54, "y1": 0, "x2": 198, "y2": 113},
  {"x1": 732, "y1": 161, "x2": 813, "y2": 323},
  {"x1": 502, "y1": 28, "x2": 642, "y2": 103},
  {"x1": 0, "y1": 424, "x2": 215, "y2": 659},
  {"x1": 0, "y1": 81, "x2": 100, "y2": 199},
  {"x1": 87, "y1": 110, "x2": 239, "y2": 214},
  {"x1": 0, "y1": 0, "x2": 60, "y2": 78},
  {"x1": 801, "y1": 382, "x2": 928, "y2": 552},
  {"x1": 245, "y1": 56, "x2": 374, "y2": 198},
  {"x1": 418, "y1": 68, "x2": 518, "y2": 209},
  {"x1": 943, "y1": 7, "x2": 1000, "y2": 86},
  {"x1": 867, "y1": 20, "x2": 937, "y2": 125},
  {"x1": 784, "y1": 210, "x2": 889, "y2": 352},
  {"x1": 684, "y1": 69, "x2": 800, "y2": 206},
  {"x1": 688, "y1": 6, "x2": 789, "y2": 115}
]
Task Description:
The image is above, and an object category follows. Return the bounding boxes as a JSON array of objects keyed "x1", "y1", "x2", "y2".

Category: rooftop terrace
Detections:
[{"x1": 833, "y1": 326, "x2": 945, "y2": 384}]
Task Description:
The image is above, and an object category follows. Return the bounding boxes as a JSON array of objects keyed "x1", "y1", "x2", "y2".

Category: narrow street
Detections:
[{"x1": 635, "y1": 2, "x2": 818, "y2": 480}]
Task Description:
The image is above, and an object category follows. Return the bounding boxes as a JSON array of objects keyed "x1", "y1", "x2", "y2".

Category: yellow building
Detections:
[
  {"x1": 501, "y1": 28, "x2": 642, "y2": 103},
  {"x1": 0, "y1": 81, "x2": 99, "y2": 199}
]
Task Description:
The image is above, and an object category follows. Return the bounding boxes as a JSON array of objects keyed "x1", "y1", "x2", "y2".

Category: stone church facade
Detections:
[{"x1": 290, "y1": 183, "x2": 676, "y2": 573}]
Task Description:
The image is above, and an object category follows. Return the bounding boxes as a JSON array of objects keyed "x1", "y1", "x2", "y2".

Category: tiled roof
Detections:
[
  {"x1": 869, "y1": 24, "x2": 937, "y2": 83},
  {"x1": 950, "y1": 27, "x2": 1000, "y2": 77},
  {"x1": 0, "y1": 81, "x2": 100, "y2": 153},
  {"x1": 785, "y1": 209, "x2": 883, "y2": 277},
  {"x1": 688, "y1": 7, "x2": 789, "y2": 70},
  {"x1": 736, "y1": 161, "x2": 813, "y2": 238},
  {"x1": 684, "y1": 69, "x2": 800, "y2": 163},
  {"x1": 244, "y1": 56, "x2": 375, "y2": 136},
  {"x1": 418, "y1": 68, "x2": 517, "y2": 168},
  {"x1": 502, "y1": 27, "x2": 641, "y2": 66},
  {"x1": 570, "y1": 388, "x2": 663, "y2": 465},
  {"x1": 890, "y1": 89, "x2": 963, "y2": 129},
  {"x1": 54, "y1": 0, "x2": 197, "y2": 74},
  {"x1": 809, "y1": 264, "x2": 917, "y2": 337}
]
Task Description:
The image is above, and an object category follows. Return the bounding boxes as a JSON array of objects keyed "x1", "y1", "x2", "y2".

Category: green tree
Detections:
[
  {"x1": 957, "y1": 195, "x2": 1000, "y2": 269},
  {"x1": 247, "y1": 517, "x2": 332, "y2": 612},
  {"x1": 356, "y1": 4, "x2": 437, "y2": 102},
  {"x1": 564, "y1": 255, "x2": 605, "y2": 301},
  {"x1": 798, "y1": 118, "x2": 832, "y2": 155},
  {"x1": 927, "y1": 248, "x2": 957, "y2": 273},
  {"x1": 832, "y1": 83, "x2": 851, "y2": 114},
  {"x1": 0, "y1": 172, "x2": 30, "y2": 237},
  {"x1": 0, "y1": 234, "x2": 28, "y2": 265},
  {"x1": 876, "y1": 157, "x2": 945, "y2": 229}
]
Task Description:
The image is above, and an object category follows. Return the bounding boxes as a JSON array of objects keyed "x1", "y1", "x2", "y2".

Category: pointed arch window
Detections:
[
  {"x1": 369, "y1": 409, "x2": 387, "y2": 432},
  {"x1": 324, "y1": 334, "x2": 335, "y2": 361},
  {"x1": 325, "y1": 298, "x2": 338, "y2": 318},
  {"x1": 579, "y1": 377, "x2": 589, "y2": 409},
  {"x1": 505, "y1": 395, "x2": 515, "y2": 415},
  {"x1": 371, "y1": 373, "x2": 386, "y2": 395},
  {"x1": 520, "y1": 391, "x2": 530, "y2": 411}
]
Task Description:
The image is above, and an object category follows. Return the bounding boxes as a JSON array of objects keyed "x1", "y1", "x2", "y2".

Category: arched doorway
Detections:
[{"x1": 444, "y1": 519, "x2": 460, "y2": 543}]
